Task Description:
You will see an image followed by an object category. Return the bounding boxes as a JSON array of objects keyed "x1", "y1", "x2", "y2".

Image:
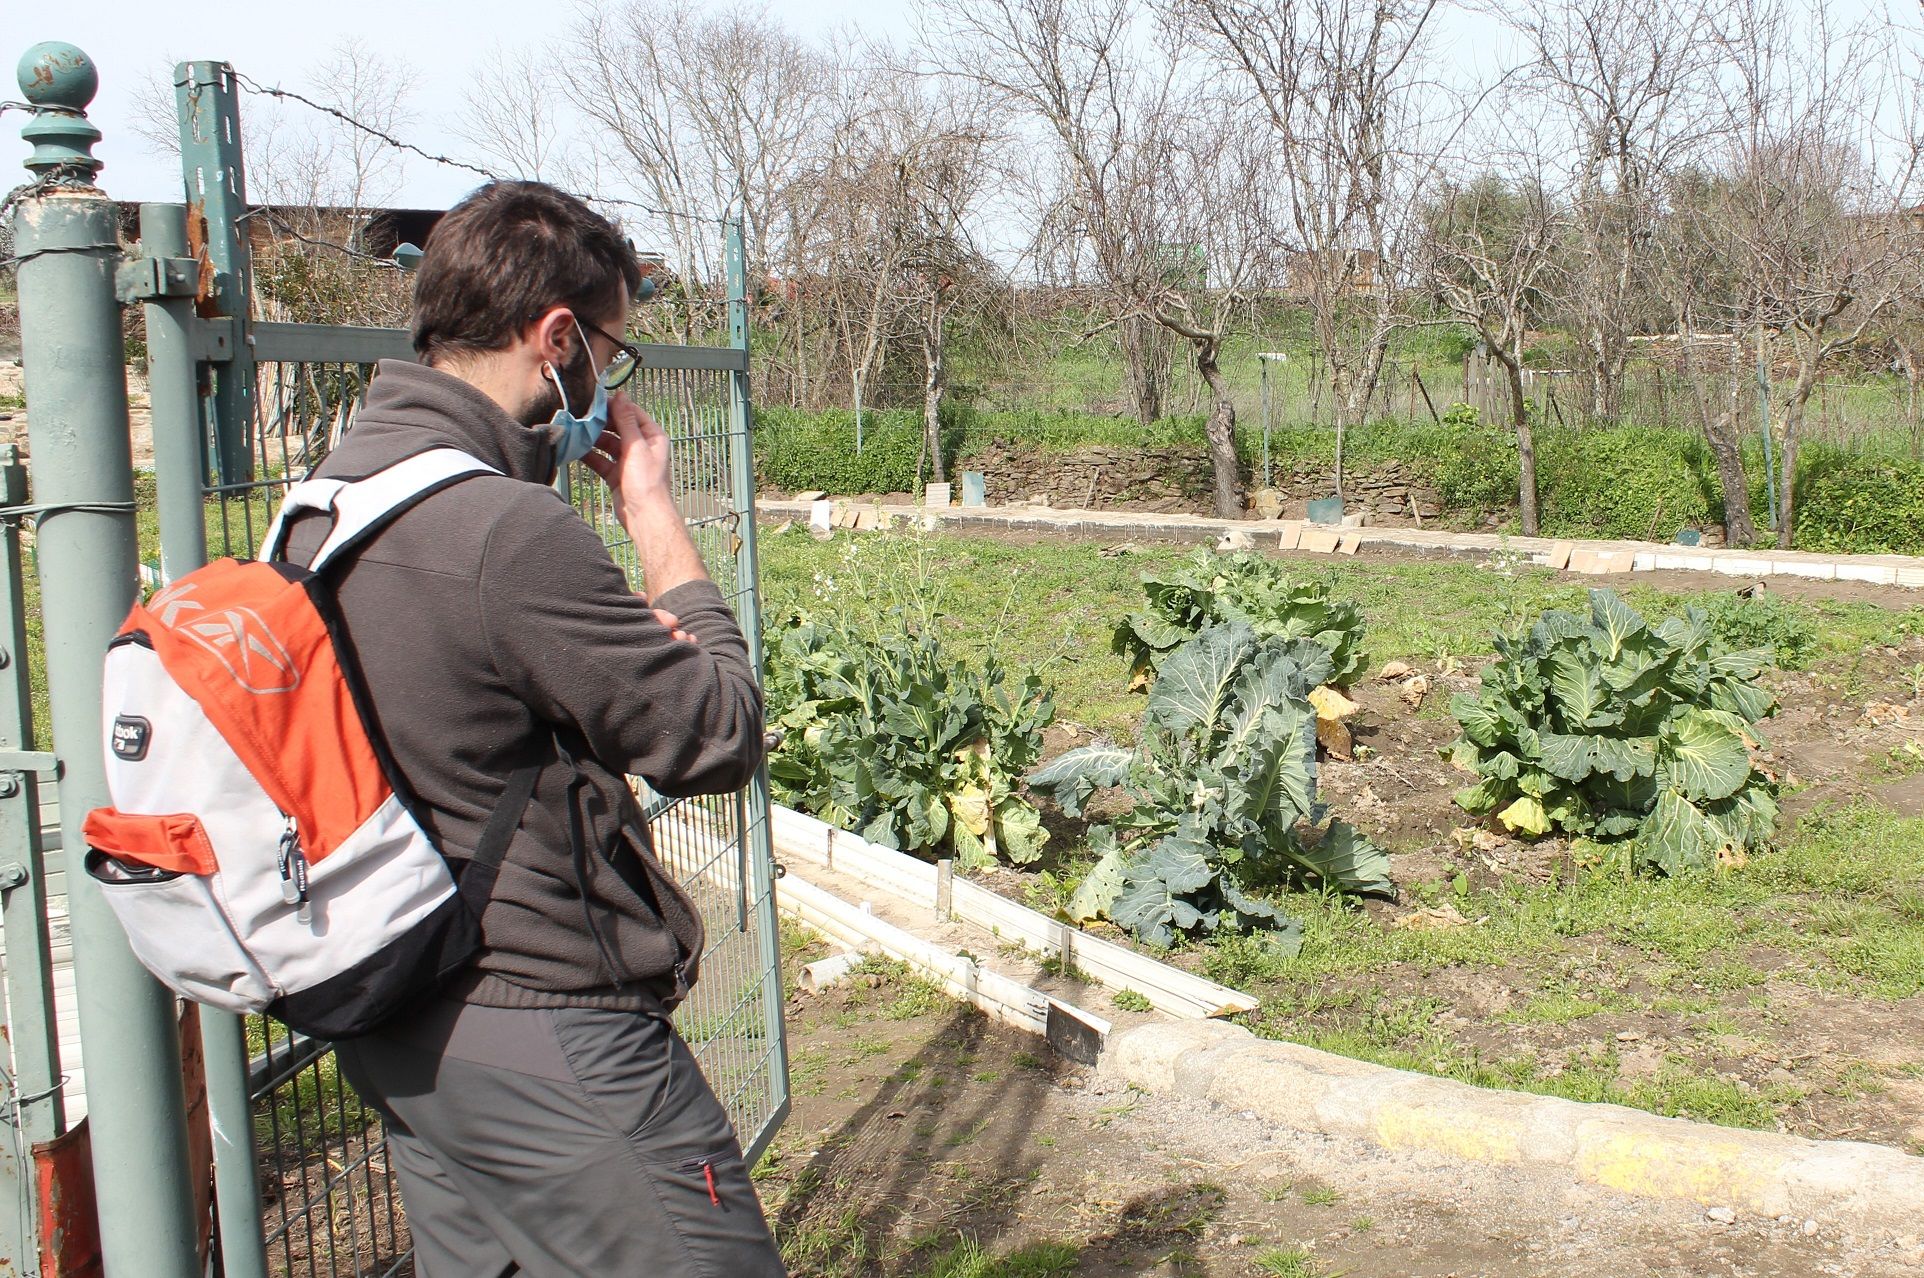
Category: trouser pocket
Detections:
[{"x1": 645, "y1": 1148, "x2": 783, "y2": 1278}]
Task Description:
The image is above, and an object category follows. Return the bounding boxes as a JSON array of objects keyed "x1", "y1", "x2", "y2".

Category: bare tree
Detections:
[
  {"x1": 570, "y1": 0, "x2": 838, "y2": 315},
  {"x1": 1652, "y1": 163, "x2": 1763, "y2": 546},
  {"x1": 1507, "y1": 0, "x2": 1732, "y2": 423},
  {"x1": 1172, "y1": 0, "x2": 1446, "y2": 503},
  {"x1": 1706, "y1": 0, "x2": 1923, "y2": 547},
  {"x1": 455, "y1": 47, "x2": 576, "y2": 183},
  {"x1": 923, "y1": 0, "x2": 1261, "y2": 515},
  {"x1": 1417, "y1": 172, "x2": 1566, "y2": 535}
]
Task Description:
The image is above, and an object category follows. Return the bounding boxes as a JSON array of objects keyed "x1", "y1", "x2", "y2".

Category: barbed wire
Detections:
[{"x1": 230, "y1": 72, "x2": 726, "y2": 229}]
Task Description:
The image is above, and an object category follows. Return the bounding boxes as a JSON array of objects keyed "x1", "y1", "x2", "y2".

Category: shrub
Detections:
[
  {"x1": 1030, "y1": 624, "x2": 1390, "y2": 950},
  {"x1": 1446, "y1": 588, "x2": 1779, "y2": 876},
  {"x1": 1112, "y1": 549, "x2": 1367, "y2": 689},
  {"x1": 765, "y1": 609, "x2": 1054, "y2": 867},
  {"x1": 1791, "y1": 450, "x2": 1924, "y2": 556},
  {"x1": 1535, "y1": 428, "x2": 1722, "y2": 542}
]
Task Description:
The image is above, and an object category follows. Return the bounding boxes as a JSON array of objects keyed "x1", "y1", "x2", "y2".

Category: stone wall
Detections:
[{"x1": 956, "y1": 442, "x2": 1444, "y2": 522}]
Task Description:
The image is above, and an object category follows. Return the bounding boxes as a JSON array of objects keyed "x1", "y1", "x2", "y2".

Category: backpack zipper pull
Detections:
[
  {"x1": 278, "y1": 821, "x2": 312, "y2": 924},
  {"x1": 702, "y1": 1160, "x2": 719, "y2": 1207}
]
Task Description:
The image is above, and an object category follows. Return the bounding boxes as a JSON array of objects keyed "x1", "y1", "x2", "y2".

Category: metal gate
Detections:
[{"x1": 3, "y1": 44, "x2": 786, "y2": 1278}]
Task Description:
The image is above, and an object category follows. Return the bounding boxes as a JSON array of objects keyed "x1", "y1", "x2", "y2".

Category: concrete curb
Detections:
[
  {"x1": 758, "y1": 500, "x2": 1924, "y2": 591},
  {"x1": 1102, "y1": 1020, "x2": 1924, "y2": 1231}
]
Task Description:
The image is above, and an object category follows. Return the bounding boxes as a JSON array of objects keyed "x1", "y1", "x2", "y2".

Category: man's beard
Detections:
[{"x1": 517, "y1": 342, "x2": 596, "y2": 427}]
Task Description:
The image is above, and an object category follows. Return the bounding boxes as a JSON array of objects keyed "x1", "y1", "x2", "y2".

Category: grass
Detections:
[
  {"x1": 1255, "y1": 1245, "x2": 1324, "y2": 1277},
  {"x1": 759, "y1": 529, "x2": 1924, "y2": 744}
]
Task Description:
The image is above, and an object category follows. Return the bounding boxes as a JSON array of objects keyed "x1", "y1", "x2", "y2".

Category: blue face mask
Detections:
[{"x1": 546, "y1": 319, "x2": 609, "y2": 468}]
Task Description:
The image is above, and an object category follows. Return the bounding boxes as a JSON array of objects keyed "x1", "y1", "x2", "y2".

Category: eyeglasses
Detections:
[{"x1": 578, "y1": 318, "x2": 642, "y2": 391}]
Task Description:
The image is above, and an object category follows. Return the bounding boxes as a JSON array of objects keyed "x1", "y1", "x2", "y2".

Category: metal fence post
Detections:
[
  {"x1": 175, "y1": 60, "x2": 257, "y2": 490},
  {"x1": 11, "y1": 42, "x2": 204, "y2": 1278},
  {"x1": 137, "y1": 200, "x2": 272, "y2": 1278},
  {"x1": 724, "y1": 215, "x2": 789, "y2": 1161},
  {"x1": 0, "y1": 437, "x2": 64, "y2": 1263}
]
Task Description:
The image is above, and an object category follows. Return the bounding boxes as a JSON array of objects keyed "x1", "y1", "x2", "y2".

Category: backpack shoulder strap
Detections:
[{"x1": 260, "y1": 448, "x2": 501, "y2": 571}]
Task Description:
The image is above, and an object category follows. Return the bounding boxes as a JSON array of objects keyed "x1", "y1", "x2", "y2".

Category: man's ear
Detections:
[{"x1": 529, "y1": 306, "x2": 577, "y2": 367}]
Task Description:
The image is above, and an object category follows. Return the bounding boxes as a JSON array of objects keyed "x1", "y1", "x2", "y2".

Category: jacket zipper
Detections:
[{"x1": 277, "y1": 817, "x2": 312, "y2": 924}]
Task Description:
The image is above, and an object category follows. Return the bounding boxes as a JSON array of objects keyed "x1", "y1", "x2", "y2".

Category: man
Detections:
[{"x1": 282, "y1": 181, "x2": 786, "y2": 1276}]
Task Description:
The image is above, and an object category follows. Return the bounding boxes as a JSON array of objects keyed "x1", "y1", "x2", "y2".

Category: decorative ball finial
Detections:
[
  {"x1": 15, "y1": 41, "x2": 103, "y2": 185},
  {"x1": 17, "y1": 42, "x2": 98, "y2": 112}
]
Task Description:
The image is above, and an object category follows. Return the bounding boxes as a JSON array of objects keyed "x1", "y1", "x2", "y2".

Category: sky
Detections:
[
  {"x1": 14, "y1": 0, "x2": 1915, "y2": 219},
  {"x1": 14, "y1": 1, "x2": 915, "y2": 208}
]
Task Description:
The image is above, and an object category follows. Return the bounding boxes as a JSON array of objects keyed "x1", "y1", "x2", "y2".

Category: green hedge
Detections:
[{"x1": 753, "y1": 405, "x2": 1924, "y2": 555}]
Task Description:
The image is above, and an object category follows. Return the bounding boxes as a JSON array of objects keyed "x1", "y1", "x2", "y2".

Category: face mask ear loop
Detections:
[{"x1": 543, "y1": 358, "x2": 577, "y2": 419}]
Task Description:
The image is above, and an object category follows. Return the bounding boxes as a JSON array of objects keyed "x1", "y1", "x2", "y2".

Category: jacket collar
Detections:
[{"x1": 346, "y1": 359, "x2": 561, "y2": 484}]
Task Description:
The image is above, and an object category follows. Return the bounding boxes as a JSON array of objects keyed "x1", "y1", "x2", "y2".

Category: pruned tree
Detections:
[
  {"x1": 1170, "y1": 0, "x2": 1447, "y2": 503},
  {"x1": 1704, "y1": 0, "x2": 1924, "y2": 547},
  {"x1": 923, "y1": 0, "x2": 1263, "y2": 516},
  {"x1": 1417, "y1": 171, "x2": 1567, "y2": 536},
  {"x1": 1506, "y1": 0, "x2": 1733, "y2": 424}
]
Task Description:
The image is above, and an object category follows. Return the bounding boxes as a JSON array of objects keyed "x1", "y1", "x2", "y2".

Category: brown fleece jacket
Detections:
[{"x1": 280, "y1": 359, "x2": 763, "y2": 1012}]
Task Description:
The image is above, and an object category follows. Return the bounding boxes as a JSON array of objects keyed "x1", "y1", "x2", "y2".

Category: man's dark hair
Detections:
[{"x1": 412, "y1": 181, "x2": 642, "y2": 362}]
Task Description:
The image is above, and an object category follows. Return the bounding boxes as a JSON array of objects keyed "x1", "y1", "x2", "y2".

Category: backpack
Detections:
[{"x1": 81, "y1": 448, "x2": 536, "y2": 1038}]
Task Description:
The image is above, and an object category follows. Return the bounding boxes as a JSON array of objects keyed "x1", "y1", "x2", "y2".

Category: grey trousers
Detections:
[{"x1": 335, "y1": 1000, "x2": 786, "y2": 1278}]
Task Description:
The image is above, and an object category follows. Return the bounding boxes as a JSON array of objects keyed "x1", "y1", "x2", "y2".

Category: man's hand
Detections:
[
  {"x1": 639, "y1": 597, "x2": 700, "y2": 645},
  {"x1": 583, "y1": 394, "x2": 711, "y2": 599},
  {"x1": 581, "y1": 395, "x2": 675, "y2": 522}
]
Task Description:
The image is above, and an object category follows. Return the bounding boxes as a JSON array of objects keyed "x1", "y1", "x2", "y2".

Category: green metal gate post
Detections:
[
  {"x1": 136, "y1": 201, "x2": 272, "y2": 1278},
  {"x1": 0, "y1": 437, "x2": 64, "y2": 1265},
  {"x1": 11, "y1": 43, "x2": 204, "y2": 1278},
  {"x1": 175, "y1": 60, "x2": 258, "y2": 490},
  {"x1": 724, "y1": 215, "x2": 789, "y2": 1162}
]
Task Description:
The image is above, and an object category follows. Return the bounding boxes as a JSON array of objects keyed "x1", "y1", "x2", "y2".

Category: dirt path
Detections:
[{"x1": 767, "y1": 963, "x2": 1924, "y2": 1276}]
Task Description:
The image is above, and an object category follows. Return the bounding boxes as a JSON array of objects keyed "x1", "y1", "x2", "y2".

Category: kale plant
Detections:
[
  {"x1": 1030, "y1": 624, "x2": 1391, "y2": 950},
  {"x1": 765, "y1": 612, "x2": 1054, "y2": 867},
  {"x1": 1113, "y1": 550, "x2": 1367, "y2": 691}
]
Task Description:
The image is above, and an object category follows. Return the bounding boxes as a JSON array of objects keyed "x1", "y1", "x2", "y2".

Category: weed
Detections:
[
  {"x1": 1112, "y1": 988, "x2": 1155, "y2": 1012},
  {"x1": 1299, "y1": 1185, "x2": 1342, "y2": 1206},
  {"x1": 1255, "y1": 1245, "x2": 1321, "y2": 1277}
]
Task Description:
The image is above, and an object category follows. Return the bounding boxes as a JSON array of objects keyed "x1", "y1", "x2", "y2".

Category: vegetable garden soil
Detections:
[
  {"x1": 766, "y1": 955, "x2": 1924, "y2": 1276},
  {"x1": 758, "y1": 525, "x2": 1924, "y2": 1155}
]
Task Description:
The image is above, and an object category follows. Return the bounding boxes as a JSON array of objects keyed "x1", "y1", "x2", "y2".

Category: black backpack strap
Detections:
[{"x1": 454, "y1": 763, "x2": 542, "y2": 915}]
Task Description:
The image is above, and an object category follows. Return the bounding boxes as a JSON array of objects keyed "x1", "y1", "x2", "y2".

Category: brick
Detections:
[
  {"x1": 923, "y1": 482, "x2": 952, "y2": 508},
  {"x1": 1835, "y1": 564, "x2": 1898, "y2": 585},
  {"x1": 1771, "y1": 559, "x2": 1835, "y2": 581}
]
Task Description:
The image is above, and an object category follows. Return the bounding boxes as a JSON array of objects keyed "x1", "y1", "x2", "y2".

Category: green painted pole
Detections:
[
  {"x1": 138, "y1": 201, "x2": 271, "y2": 1278},
  {"x1": 175, "y1": 61, "x2": 257, "y2": 490},
  {"x1": 12, "y1": 42, "x2": 203, "y2": 1278},
  {"x1": 725, "y1": 214, "x2": 790, "y2": 1164},
  {"x1": 139, "y1": 204, "x2": 209, "y2": 578}
]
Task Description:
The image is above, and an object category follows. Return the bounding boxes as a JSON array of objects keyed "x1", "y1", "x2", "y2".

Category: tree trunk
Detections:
[
  {"x1": 1775, "y1": 358, "x2": 1821, "y2": 550},
  {"x1": 1196, "y1": 339, "x2": 1244, "y2": 518},
  {"x1": 1682, "y1": 329, "x2": 1757, "y2": 547},
  {"x1": 1704, "y1": 415, "x2": 1757, "y2": 548},
  {"x1": 922, "y1": 302, "x2": 948, "y2": 486},
  {"x1": 1500, "y1": 352, "x2": 1540, "y2": 537},
  {"x1": 1120, "y1": 315, "x2": 1168, "y2": 425}
]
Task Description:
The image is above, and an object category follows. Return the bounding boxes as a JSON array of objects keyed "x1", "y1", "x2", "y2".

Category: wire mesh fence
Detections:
[{"x1": 248, "y1": 1022, "x2": 408, "y2": 1278}]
